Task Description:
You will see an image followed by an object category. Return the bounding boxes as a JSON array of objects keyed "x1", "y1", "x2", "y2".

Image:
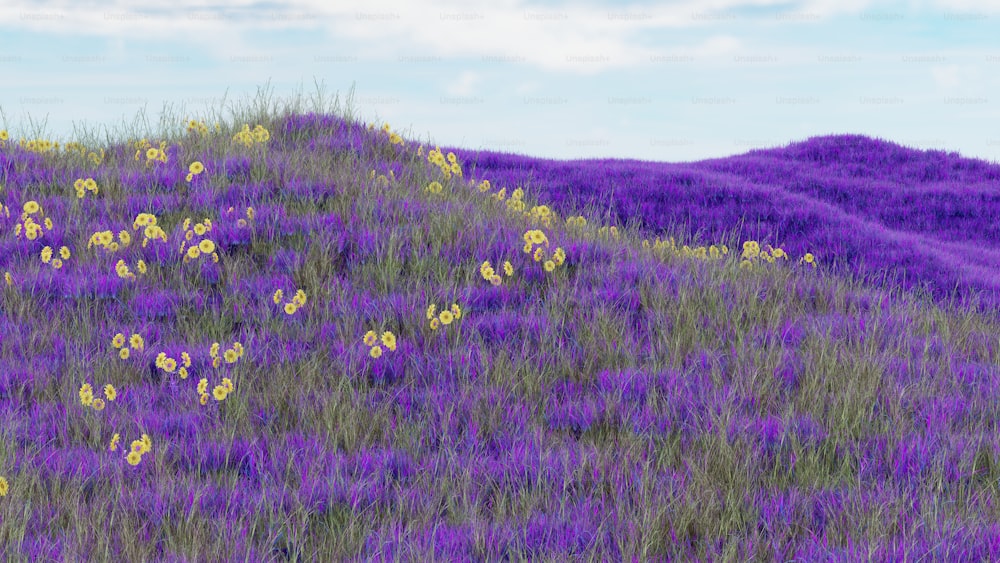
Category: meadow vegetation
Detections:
[{"x1": 0, "y1": 85, "x2": 999, "y2": 561}]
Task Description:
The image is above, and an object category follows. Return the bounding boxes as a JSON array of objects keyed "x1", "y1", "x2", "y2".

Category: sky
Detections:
[{"x1": 1, "y1": 0, "x2": 999, "y2": 164}]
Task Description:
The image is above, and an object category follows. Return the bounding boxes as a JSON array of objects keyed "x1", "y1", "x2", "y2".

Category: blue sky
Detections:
[{"x1": 2, "y1": 0, "x2": 999, "y2": 164}]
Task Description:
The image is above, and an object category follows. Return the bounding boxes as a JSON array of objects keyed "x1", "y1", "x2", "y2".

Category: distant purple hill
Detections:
[{"x1": 444, "y1": 134, "x2": 1000, "y2": 317}]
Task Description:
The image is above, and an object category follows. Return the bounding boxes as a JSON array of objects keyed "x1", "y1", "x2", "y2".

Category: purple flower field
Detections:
[{"x1": 1, "y1": 94, "x2": 999, "y2": 561}]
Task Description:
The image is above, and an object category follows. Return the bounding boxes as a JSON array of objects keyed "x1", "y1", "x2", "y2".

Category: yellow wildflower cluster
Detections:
[
  {"x1": 185, "y1": 160, "x2": 206, "y2": 183},
  {"x1": 18, "y1": 138, "x2": 59, "y2": 154},
  {"x1": 197, "y1": 376, "x2": 236, "y2": 405},
  {"x1": 13, "y1": 200, "x2": 53, "y2": 241},
  {"x1": 111, "y1": 331, "x2": 144, "y2": 360},
  {"x1": 179, "y1": 217, "x2": 218, "y2": 262},
  {"x1": 39, "y1": 245, "x2": 71, "y2": 270},
  {"x1": 62, "y1": 142, "x2": 104, "y2": 165},
  {"x1": 523, "y1": 229, "x2": 566, "y2": 273},
  {"x1": 363, "y1": 329, "x2": 397, "y2": 358},
  {"x1": 209, "y1": 340, "x2": 244, "y2": 370},
  {"x1": 376, "y1": 123, "x2": 405, "y2": 146},
  {"x1": 186, "y1": 119, "x2": 210, "y2": 135},
  {"x1": 0, "y1": 130, "x2": 7, "y2": 146},
  {"x1": 87, "y1": 229, "x2": 131, "y2": 254},
  {"x1": 426, "y1": 303, "x2": 462, "y2": 332},
  {"x1": 79, "y1": 381, "x2": 117, "y2": 412},
  {"x1": 426, "y1": 147, "x2": 462, "y2": 179},
  {"x1": 273, "y1": 288, "x2": 307, "y2": 315},
  {"x1": 156, "y1": 350, "x2": 192, "y2": 379},
  {"x1": 224, "y1": 205, "x2": 255, "y2": 228},
  {"x1": 132, "y1": 218, "x2": 168, "y2": 249},
  {"x1": 133, "y1": 139, "x2": 168, "y2": 166},
  {"x1": 3, "y1": 272, "x2": 13, "y2": 288},
  {"x1": 232, "y1": 123, "x2": 270, "y2": 147},
  {"x1": 118, "y1": 433, "x2": 152, "y2": 466},
  {"x1": 73, "y1": 177, "x2": 99, "y2": 199},
  {"x1": 641, "y1": 236, "x2": 728, "y2": 263},
  {"x1": 480, "y1": 260, "x2": 514, "y2": 287},
  {"x1": 425, "y1": 181, "x2": 443, "y2": 195}
]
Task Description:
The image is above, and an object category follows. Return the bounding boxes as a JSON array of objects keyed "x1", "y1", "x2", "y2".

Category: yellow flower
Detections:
[
  {"x1": 224, "y1": 349, "x2": 238, "y2": 364},
  {"x1": 369, "y1": 345, "x2": 383, "y2": 359},
  {"x1": 189, "y1": 161, "x2": 205, "y2": 175},
  {"x1": 126, "y1": 451, "x2": 142, "y2": 466},
  {"x1": 22, "y1": 201, "x2": 39, "y2": 215},
  {"x1": 40, "y1": 246, "x2": 52, "y2": 263},
  {"x1": 210, "y1": 342, "x2": 220, "y2": 358},
  {"x1": 112, "y1": 333, "x2": 125, "y2": 348},
  {"x1": 232, "y1": 342, "x2": 243, "y2": 357},
  {"x1": 439, "y1": 310, "x2": 454, "y2": 325},
  {"x1": 119, "y1": 348, "x2": 130, "y2": 360},
  {"x1": 451, "y1": 304, "x2": 461, "y2": 319},
  {"x1": 163, "y1": 358, "x2": 177, "y2": 372},
  {"x1": 222, "y1": 377, "x2": 234, "y2": 392},
  {"x1": 109, "y1": 433, "x2": 120, "y2": 452},
  {"x1": 533, "y1": 248, "x2": 544, "y2": 262},
  {"x1": 129, "y1": 334, "x2": 144, "y2": 350},
  {"x1": 185, "y1": 173, "x2": 194, "y2": 183},
  {"x1": 544, "y1": 260, "x2": 556, "y2": 272},
  {"x1": 363, "y1": 330, "x2": 378, "y2": 347},
  {"x1": 0, "y1": 476, "x2": 7, "y2": 497},
  {"x1": 59, "y1": 246, "x2": 71, "y2": 260},
  {"x1": 4, "y1": 272, "x2": 12, "y2": 287},
  {"x1": 186, "y1": 246, "x2": 201, "y2": 260},
  {"x1": 137, "y1": 260, "x2": 147, "y2": 274},
  {"x1": 74, "y1": 179, "x2": 85, "y2": 191},
  {"x1": 104, "y1": 384, "x2": 117, "y2": 401},
  {"x1": 91, "y1": 398, "x2": 106, "y2": 411},
  {"x1": 380, "y1": 331, "x2": 396, "y2": 351},
  {"x1": 429, "y1": 318, "x2": 440, "y2": 330},
  {"x1": 426, "y1": 304, "x2": 436, "y2": 320},
  {"x1": 145, "y1": 148, "x2": 158, "y2": 160},
  {"x1": 197, "y1": 378, "x2": 208, "y2": 394},
  {"x1": 193, "y1": 223, "x2": 207, "y2": 236},
  {"x1": 178, "y1": 366, "x2": 188, "y2": 379},
  {"x1": 283, "y1": 302, "x2": 297, "y2": 315},
  {"x1": 272, "y1": 289, "x2": 284, "y2": 305},
  {"x1": 198, "y1": 239, "x2": 215, "y2": 254},
  {"x1": 181, "y1": 351, "x2": 191, "y2": 367},
  {"x1": 503, "y1": 261, "x2": 513, "y2": 276},
  {"x1": 84, "y1": 178, "x2": 97, "y2": 192},
  {"x1": 528, "y1": 230, "x2": 546, "y2": 245},
  {"x1": 199, "y1": 393, "x2": 209, "y2": 405},
  {"x1": 490, "y1": 274, "x2": 502, "y2": 287},
  {"x1": 213, "y1": 385, "x2": 228, "y2": 401},
  {"x1": 293, "y1": 289, "x2": 306, "y2": 306}
]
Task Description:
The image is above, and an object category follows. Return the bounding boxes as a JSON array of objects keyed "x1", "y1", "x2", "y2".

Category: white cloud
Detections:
[
  {"x1": 0, "y1": 0, "x2": 893, "y2": 74},
  {"x1": 446, "y1": 71, "x2": 482, "y2": 97}
]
